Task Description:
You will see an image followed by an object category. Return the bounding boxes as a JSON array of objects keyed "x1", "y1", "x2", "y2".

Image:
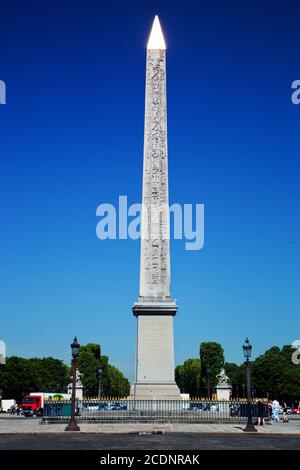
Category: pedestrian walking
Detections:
[
  {"x1": 257, "y1": 400, "x2": 265, "y2": 426},
  {"x1": 282, "y1": 402, "x2": 289, "y2": 423},
  {"x1": 267, "y1": 399, "x2": 273, "y2": 421},
  {"x1": 272, "y1": 399, "x2": 280, "y2": 423}
]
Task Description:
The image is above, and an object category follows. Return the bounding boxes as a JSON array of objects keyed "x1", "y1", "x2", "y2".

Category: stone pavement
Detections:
[{"x1": 0, "y1": 416, "x2": 300, "y2": 434}]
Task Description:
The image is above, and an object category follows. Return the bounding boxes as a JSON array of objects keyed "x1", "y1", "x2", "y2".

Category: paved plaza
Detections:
[
  {"x1": 0, "y1": 415, "x2": 300, "y2": 436},
  {"x1": 0, "y1": 416, "x2": 299, "y2": 449}
]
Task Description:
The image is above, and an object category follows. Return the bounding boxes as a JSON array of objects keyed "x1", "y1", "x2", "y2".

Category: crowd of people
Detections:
[{"x1": 256, "y1": 399, "x2": 300, "y2": 426}]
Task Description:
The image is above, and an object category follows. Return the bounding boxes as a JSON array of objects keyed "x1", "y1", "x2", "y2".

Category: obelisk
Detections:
[{"x1": 132, "y1": 16, "x2": 180, "y2": 398}]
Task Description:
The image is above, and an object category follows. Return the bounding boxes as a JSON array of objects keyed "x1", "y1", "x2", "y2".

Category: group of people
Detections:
[{"x1": 256, "y1": 399, "x2": 290, "y2": 426}]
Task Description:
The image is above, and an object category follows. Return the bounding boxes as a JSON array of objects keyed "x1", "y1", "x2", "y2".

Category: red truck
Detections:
[{"x1": 21, "y1": 393, "x2": 70, "y2": 417}]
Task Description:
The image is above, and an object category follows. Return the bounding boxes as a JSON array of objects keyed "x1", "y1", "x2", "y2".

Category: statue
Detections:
[
  {"x1": 216, "y1": 368, "x2": 232, "y2": 401},
  {"x1": 216, "y1": 368, "x2": 230, "y2": 386}
]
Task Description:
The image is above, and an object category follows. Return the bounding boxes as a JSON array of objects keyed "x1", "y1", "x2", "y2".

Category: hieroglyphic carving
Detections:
[{"x1": 139, "y1": 49, "x2": 171, "y2": 299}]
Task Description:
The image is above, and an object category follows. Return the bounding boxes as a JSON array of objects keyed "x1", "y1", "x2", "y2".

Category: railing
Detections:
[{"x1": 43, "y1": 398, "x2": 269, "y2": 422}]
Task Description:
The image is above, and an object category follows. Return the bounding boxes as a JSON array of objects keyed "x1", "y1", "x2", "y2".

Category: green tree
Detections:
[
  {"x1": 104, "y1": 365, "x2": 130, "y2": 397},
  {"x1": 224, "y1": 362, "x2": 242, "y2": 397},
  {"x1": 199, "y1": 342, "x2": 225, "y2": 392},
  {"x1": 79, "y1": 343, "x2": 101, "y2": 361},
  {"x1": 77, "y1": 347, "x2": 100, "y2": 397},
  {"x1": 77, "y1": 344, "x2": 130, "y2": 398},
  {"x1": 0, "y1": 356, "x2": 69, "y2": 402},
  {"x1": 29, "y1": 357, "x2": 69, "y2": 392},
  {"x1": 251, "y1": 345, "x2": 300, "y2": 400},
  {"x1": 175, "y1": 358, "x2": 201, "y2": 396},
  {"x1": 175, "y1": 364, "x2": 185, "y2": 392}
]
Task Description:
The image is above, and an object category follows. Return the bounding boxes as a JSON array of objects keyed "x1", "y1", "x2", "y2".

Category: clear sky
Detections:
[{"x1": 0, "y1": 0, "x2": 299, "y2": 383}]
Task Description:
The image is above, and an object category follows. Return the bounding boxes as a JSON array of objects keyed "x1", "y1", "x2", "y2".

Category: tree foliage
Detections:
[
  {"x1": 199, "y1": 341, "x2": 225, "y2": 389},
  {"x1": 251, "y1": 345, "x2": 300, "y2": 400},
  {"x1": 176, "y1": 343, "x2": 300, "y2": 402},
  {"x1": 175, "y1": 358, "x2": 201, "y2": 396},
  {"x1": 104, "y1": 365, "x2": 130, "y2": 397},
  {"x1": 0, "y1": 343, "x2": 131, "y2": 402},
  {"x1": 77, "y1": 343, "x2": 130, "y2": 397},
  {"x1": 77, "y1": 347, "x2": 99, "y2": 397},
  {"x1": 0, "y1": 357, "x2": 69, "y2": 402}
]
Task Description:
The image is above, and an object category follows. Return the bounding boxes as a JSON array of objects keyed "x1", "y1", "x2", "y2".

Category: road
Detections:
[{"x1": 0, "y1": 432, "x2": 300, "y2": 450}]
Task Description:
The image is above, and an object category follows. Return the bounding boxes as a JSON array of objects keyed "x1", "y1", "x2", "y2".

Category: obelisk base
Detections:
[
  {"x1": 130, "y1": 382, "x2": 180, "y2": 399},
  {"x1": 131, "y1": 301, "x2": 181, "y2": 400}
]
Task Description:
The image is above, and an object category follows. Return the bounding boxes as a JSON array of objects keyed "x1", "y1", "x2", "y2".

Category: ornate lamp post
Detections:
[
  {"x1": 204, "y1": 360, "x2": 212, "y2": 400},
  {"x1": 98, "y1": 364, "x2": 104, "y2": 398},
  {"x1": 242, "y1": 338, "x2": 257, "y2": 432},
  {"x1": 65, "y1": 336, "x2": 80, "y2": 432}
]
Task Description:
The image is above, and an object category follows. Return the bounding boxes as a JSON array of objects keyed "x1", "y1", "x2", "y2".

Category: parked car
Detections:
[
  {"x1": 98, "y1": 403, "x2": 108, "y2": 410},
  {"x1": 190, "y1": 403, "x2": 204, "y2": 411},
  {"x1": 189, "y1": 403, "x2": 218, "y2": 412},
  {"x1": 110, "y1": 402, "x2": 127, "y2": 411},
  {"x1": 85, "y1": 405, "x2": 100, "y2": 411}
]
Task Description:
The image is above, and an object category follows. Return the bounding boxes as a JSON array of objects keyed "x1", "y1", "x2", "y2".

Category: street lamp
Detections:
[
  {"x1": 98, "y1": 364, "x2": 104, "y2": 398},
  {"x1": 204, "y1": 360, "x2": 212, "y2": 400},
  {"x1": 65, "y1": 336, "x2": 80, "y2": 432},
  {"x1": 242, "y1": 337, "x2": 257, "y2": 432}
]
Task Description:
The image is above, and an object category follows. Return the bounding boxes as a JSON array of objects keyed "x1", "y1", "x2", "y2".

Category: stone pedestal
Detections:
[
  {"x1": 131, "y1": 302, "x2": 180, "y2": 399},
  {"x1": 216, "y1": 384, "x2": 232, "y2": 401},
  {"x1": 67, "y1": 369, "x2": 84, "y2": 400}
]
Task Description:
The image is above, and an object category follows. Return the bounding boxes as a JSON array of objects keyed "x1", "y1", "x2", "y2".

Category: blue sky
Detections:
[{"x1": 0, "y1": 0, "x2": 299, "y2": 382}]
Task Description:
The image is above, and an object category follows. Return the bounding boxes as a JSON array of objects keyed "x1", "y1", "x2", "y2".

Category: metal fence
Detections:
[{"x1": 43, "y1": 399, "x2": 269, "y2": 422}]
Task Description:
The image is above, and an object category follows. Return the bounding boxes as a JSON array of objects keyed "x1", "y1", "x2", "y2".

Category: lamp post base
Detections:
[
  {"x1": 65, "y1": 421, "x2": 80, "y2": 432},
  {"x1": 243, "y1": 422, "x2": 257, "y2": 432}
]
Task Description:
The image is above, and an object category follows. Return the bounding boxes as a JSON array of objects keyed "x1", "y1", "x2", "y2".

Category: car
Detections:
[
  {"x1": 98, "y1": 403, "x2": 108, "y2": 410},
  {"x1": 292, "y1": 408, "x2": 300, "y2": 414},
  {"x1": 21, "y1": 409, "x2": 35, "y2": 418},
  {"x1": 189, "y1": 403, "x2": 204, "y2": 411},
  {"x1": 110, "y1": 402, "x2": 127, "y2": 411},
  {"x1": 189, "y1": 403, "x2": 218, "y2": 412},
  {"x1": 85, "y1": 405, "x2": 100, "y2": 411}
]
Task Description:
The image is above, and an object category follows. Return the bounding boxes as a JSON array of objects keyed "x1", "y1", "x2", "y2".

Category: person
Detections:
[
  {"x1": 267, "y1": 399, "x2": 273, "y2": 421},
  {"x1": 282, "y1": 402, "x2": 289, "y2": 423},
  {"x1": 272, "y1": 399, "x2": 281, "y2": 423},
  {"x1": 257, "y1": 400, "x2": 265, "y2": 426}
]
